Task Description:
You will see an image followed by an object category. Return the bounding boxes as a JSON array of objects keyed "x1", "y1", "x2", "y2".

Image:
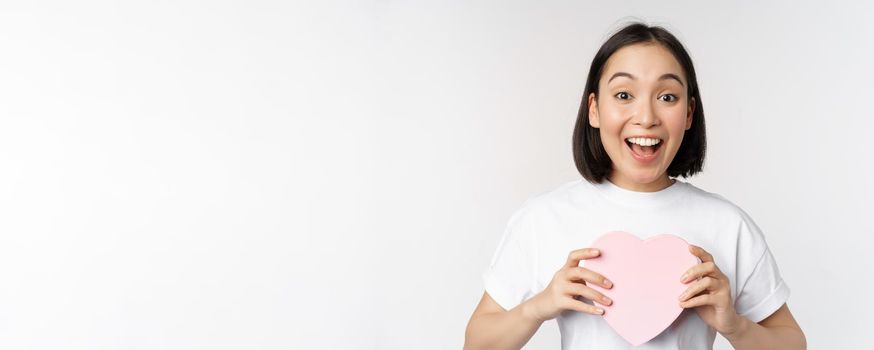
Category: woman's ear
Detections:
[
  {"x1": 588, "y1": 92, "x2": 600, "y2": 128},
  {"x1": 685, "y1": 97, "x2": 696, "y2": 130}
]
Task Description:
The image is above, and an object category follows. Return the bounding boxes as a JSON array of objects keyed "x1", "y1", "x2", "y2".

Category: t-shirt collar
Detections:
[{"x1": 591, "y1": 177, "x2": 688, "y2": 209}]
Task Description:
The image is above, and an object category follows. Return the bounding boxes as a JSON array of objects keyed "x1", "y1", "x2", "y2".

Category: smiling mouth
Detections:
[{"x1": 625, "y1": 139, "x2": 663, "y2": 159}]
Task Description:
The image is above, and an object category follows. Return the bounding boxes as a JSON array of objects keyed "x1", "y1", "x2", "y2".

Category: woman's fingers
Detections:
[
  {"x1": 688, "y1": 244, "x2": 714, "y2": 263},
  {"x1": 681, "y1": 261, "x2": 714, "y2": 283},
  {"x1": 562, "y1": 297, "x2": 605, "y2": 315},
  {"x1": 548, "y1": 248, "x2": 612, "y2": 317},
  {"x1": 533, "y1": 249, "x2": 612, "y2": 321},
  {"x1": 678, "y1": 276, "x2": 717, "y2": 302},
  {"x1": 681, "y1": 261, "x2": 723, "y2": 284},
  {"x1": 679, "y1": 293, "x2": 713, "y2": 308},
  {"x1": 566, "y1": 267, "x2": 613, "y2": 289},
  {"x1": 564, "y1": 248, "x2": 601, "y2": 268},
  {"x1": 567, "y1": 283, "x2": 613, "y2": 306},
  {"x1": 681, "y1": 245, "x2": 722, "y2": 282}
]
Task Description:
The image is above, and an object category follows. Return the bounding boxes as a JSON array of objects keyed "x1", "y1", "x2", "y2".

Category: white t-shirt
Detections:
[{"x1": 482, "y1": 177, "x2": 790, "y2": 349}]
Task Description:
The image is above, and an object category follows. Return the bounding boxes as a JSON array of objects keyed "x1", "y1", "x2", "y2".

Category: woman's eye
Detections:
[
  {"x1": 660, "y1": 94, "x2": 677, "y2": 102},
  {"x1": 615, "y1": 91, "x2": 631, "y2": 100}
]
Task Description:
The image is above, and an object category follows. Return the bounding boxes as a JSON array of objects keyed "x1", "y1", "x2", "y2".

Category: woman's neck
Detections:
[{"x1": 606, "y1": 172, "x2": 675, "y2": 192}]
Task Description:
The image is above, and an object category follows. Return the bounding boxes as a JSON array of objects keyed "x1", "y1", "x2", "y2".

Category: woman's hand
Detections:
[
  {"x1": 525, "y1": 248, "x2": 614, "y2": 323},
  {"x1": 678, "y1": 244, "x2": 745, "y2": 336}
]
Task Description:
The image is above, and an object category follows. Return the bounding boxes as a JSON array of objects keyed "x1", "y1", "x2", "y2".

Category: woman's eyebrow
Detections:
[{"x1": 607, "y1": 72, "x2": 685, "y2": 87}]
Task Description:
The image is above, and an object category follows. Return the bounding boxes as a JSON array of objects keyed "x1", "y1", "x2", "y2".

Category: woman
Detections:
[{"x1": 464, "y1": 22, "x2": 806, "y2": 349}]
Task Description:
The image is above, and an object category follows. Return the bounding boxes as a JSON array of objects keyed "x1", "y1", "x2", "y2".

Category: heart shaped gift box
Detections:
[{"x1": 583, "y1": 231, "x2": 701, "y2": 346}]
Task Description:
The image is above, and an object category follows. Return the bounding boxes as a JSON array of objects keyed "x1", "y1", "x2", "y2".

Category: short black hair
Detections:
[{"x1": 573, "y1": 22, "x2": 706, "y2": 183}]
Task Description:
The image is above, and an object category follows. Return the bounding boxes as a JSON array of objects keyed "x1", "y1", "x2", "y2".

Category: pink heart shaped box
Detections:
[{"x1": 582, "y1": 231, "x2": 700, "y2": 346}]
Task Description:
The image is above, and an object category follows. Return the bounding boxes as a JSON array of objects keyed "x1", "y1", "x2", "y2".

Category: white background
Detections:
[{"x1": 0, "y1": 1, "x2": 871, "y2": 349}]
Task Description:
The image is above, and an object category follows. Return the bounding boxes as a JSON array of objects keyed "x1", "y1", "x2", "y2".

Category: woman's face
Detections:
[{"x1": 588, "y1": 43, "x2": 695, "y2": 192}]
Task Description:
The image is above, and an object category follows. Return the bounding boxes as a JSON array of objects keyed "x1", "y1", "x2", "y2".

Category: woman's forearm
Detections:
[
  {"x1": 724, "y1": 317, "x2": 807, "y2": 350},
  {"x1": 464, "y1": 300, "x2": 544, "y2": 350}
]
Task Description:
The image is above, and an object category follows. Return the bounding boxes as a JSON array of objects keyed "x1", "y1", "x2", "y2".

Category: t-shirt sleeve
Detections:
[
  {"x1": 482, "y1": 204, "x2": 538, "y2": 312},
  {"x1": 733, "y1": 210, "x2": 791, "y2": 323}
]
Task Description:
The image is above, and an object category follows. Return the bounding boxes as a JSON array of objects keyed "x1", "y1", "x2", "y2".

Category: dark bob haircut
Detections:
[{"x1": 573, "y1": 22, "x2": 706, "y2": 183}]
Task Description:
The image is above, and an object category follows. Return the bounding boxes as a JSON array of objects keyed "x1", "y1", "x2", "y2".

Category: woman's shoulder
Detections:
[
  {"x1": 503, "y1": 179, "x2": 584, "y2": 223},
  {"x1": 519, "y1": 178, "x2": 585, "y2": 207},
  {"x1": 681, "y1": 181, "x2": 760, "y2": 225}
]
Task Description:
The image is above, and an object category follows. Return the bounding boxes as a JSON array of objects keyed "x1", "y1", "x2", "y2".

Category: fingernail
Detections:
[
  {"x1": 602, "y1": 296, "x2": 612, "y2": 304},
  {"x1": 604, "y1": 279, "x2": 612, "y2": 287},
  {"x1": 596, "y1": 308, "x2": 604, "y2": 315}
]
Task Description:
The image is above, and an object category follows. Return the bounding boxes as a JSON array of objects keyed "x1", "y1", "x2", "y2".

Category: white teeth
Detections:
[{"x1": 626, "y1": 137, "x2": 661, "y2": 146}]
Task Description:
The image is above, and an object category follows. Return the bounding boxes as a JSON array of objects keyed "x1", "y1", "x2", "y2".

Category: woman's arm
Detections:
[
  {"x1": 465, "y1": 248, "x2": 614, "y2": 349},
  {"x1": 679, "y1": 245, "x2": 806, "y2": 349},
  {"x1": 463, "y1": 292, "x2": 544, "y2": 350},
  {"x1": 723, "y1": 303, "x2": 807, "y2": 350}
]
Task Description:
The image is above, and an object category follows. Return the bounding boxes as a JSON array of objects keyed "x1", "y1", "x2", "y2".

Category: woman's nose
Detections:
[{"x1": 632, "y1": 100, "x2": 659, "y2": 127}]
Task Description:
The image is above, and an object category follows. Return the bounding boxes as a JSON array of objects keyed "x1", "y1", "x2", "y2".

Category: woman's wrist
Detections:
[
  {"x1": 721, "y1": 314, "x2": 752, "y2": 342},
  {"x1": 519, "y1": 295, "x2": 546, "y2": 325}
]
